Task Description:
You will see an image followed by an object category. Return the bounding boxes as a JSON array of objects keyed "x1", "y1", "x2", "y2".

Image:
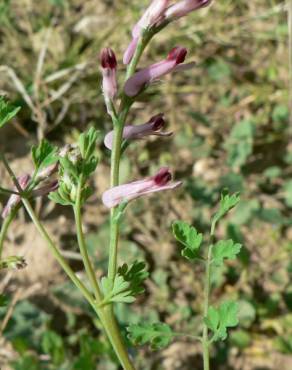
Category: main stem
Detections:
[
  {"x1": 202, "y1": 222, "x2": 216, "y2": 370},
  {"x1": 202, "y1": 244, "x2": 213, "y2": 370}
]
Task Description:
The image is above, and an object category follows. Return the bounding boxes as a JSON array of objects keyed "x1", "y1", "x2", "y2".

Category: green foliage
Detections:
[
  {"x1": 73, "y1": 334, "x2": 109, "y2": 369},
  {"x1": 172, "y1": 221, "x2": 203, "y2": 260},
  {"x1": 49, "y1": 128, "x2": 99, "y2": 206},
  {"x1": 0, "y1": 294, "x2": 8, "y2": 307},
  {"x1": 225, "y1": 119, "x2": 255, "y2": 170},
  {"x1": 0, "y1": 256, "x2": 27, "y2": 270},
  {"x1": 212, "y1": 191, "x2": 240, "y2": 229},
  {"x1": 283, "y1": 180, "x2": 292, "y2": 207},
  {"x1": 0, "y1": 97, "x2": 21, "y2": 129},
  {"x1": 127, "y1": 322, "x2": 174, "y2": 350},
  {"x1": 41, "y1": 330, "x2": 65, "y2": 366},
  {"x1": 118, "y1": 261, "x2": 149, "y2": 296},
  {"x1": 101, "y1": 261, "x2": 148, "y2": 304},
  {"x1": 11, "y1": 354, "x2": 41, "y2": 370},
  {"x1": 31, "y1": 140, "x2": 58, "y2": 170},
  {"x1": 212, "y1": 240, "x2": 242, "y2": 266},
  {"x1": 79, "y1": 127, "x2": 99, "y2": 161},
  {"x1": 101, "y1": 275, "x2": 135, "y2": 304},
  {"x1": 204, "y1": 301, "x2": 239, "y2": 341}
]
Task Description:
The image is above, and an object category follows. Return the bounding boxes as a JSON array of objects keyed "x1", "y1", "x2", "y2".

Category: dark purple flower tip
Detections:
[
  {"x1": 200, "y1": 0, "x2": 212, "y2": 7},
  {"x1": 154, "y1": 167, "x2": 172, "y2": 186},
  {"x1": 100, "y1": 48, "x2": 117, "y2": 69},
  {"x1": 167, "y1": 47, "x2": 187, "y2": 64},
  {"x1": 149, "y1": 113, "x2": 165, "y2": 131}
]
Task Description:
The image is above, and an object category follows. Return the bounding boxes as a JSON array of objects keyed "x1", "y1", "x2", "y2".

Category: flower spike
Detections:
[
  {"x1": 124, "y1": 46, "x2": 188, "y2": 97},
  {"x1": 104, "y1": 113, "x2": 172, "y2": 150},
  {"x1": 102, "y1": 167, "x2": 182, "y2": 208}
]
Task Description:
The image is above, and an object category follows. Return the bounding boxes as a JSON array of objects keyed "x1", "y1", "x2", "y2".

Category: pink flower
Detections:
[
  {"x1": 124, "y1": 46, "x2": 188, "y2": 97},
  {"x1": 1, "y1": 174, "x2": 30, "y2": 219},
  {"x1": 134, "y1": 0, "x2": 170, "y2": 36},
  {"x1": 104, "y1": 113, "x2": 172, "y2": 150},
  {"x1": 123, "y1": 0, "x2": 170, "y2": 64},
  {"x1": 165, "y1": 0, "x2": 212, "y2": 20},
  {"x1": 102, "y1": 167, "x2": 182, "y2": 208},
  {"x1": 123, "y1": 37, "x2": 139, "y2": 65},
  {"x1": 100, "y1": 48, "x2": 118, "y2": 101}
]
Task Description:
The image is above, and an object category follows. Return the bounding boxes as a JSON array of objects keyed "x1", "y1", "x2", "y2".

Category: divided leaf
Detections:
[
  {"x1": 127, "y1": 323, "x2": 174, "y2": 350},
  {"x1": 212, "y1": 191, "x2": 240, "y2": 228},
  {"x1": 101, "y1": 275, "x2": 134, "y2": 303},
  {"x1": 32, "y1": 140, "x2": 58, "y2": 170},
  {"x1": 204, "y1": 301, "x2": 239, "y2": 341},
  {"x1": 0, "y1": 98, "x2": 21, "y2": 128},
  {"x1": 101, "y1": 261, "x2": 148, "y2": 304},
  {"x1": 118, "y1": 260, "x2": 149, "y2": 296},
  {"x1": 78, "y1": 127, "x2": 99, "y2": 160},
  {"x1": 172, "y1": 221, "x2": 203, "y2": 260},
  {"x1": 212, "y1": 240, "x2": 242, "y2": 266}
]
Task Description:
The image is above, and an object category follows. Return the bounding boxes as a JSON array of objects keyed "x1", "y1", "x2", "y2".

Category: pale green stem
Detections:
[
  {"x1": 202, "y1": 244, "x2": 213, "y2": 370},
  {"x1": 0, "y1": 186, "x2": 19, "y2": 196},
  {"x1": 74, "y1": 176, "x2": 103, "y2": 302},
  {"x1": 0, "y1": 208, "x2": 18, "y2": 260},
  {"x1": 202, "y1": 221, "x2": 216, "y2": 370},
  {"x1": 22, "y1": 197, "x2": 96, "y2": 306}
]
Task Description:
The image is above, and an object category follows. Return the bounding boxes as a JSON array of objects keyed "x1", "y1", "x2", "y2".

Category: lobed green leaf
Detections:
[
  {"x1": 127, "y1": 322, "x2": 174, "y2": 350},
  {"x1": 0, "y1": 98, "x2": 21, "y2": 128},
  {"x1": 212, "y1": 239, "x2": 242, "y2": 266},
  {"x1": 204, "y1": 301, "x2": 239, "y2": 341},
  {"x1": 172, "y1": 221, "x2": 203, "y2": 260}
]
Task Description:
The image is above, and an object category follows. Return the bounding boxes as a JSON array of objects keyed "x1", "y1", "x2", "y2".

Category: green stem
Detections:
[
  {"x1": 202, "y1": 222, "x2": 216, "y2": 370},
  {"x1": 21, "y1": 197, "x2": 95, "y2": 306},
  {"x1": 98, "y1": 306, "x2": 135, "y2": 370},
  {"x1": 202, "y1": 244, "x2": 213, "y2": 370},
  {"x1": 0, "y1": 186, "x2": 19, "y2": 196},
  {"x1": 0, "y1": 208, "x2": 18, "y2": 260},
  {"x1": 74, "y1": 177, "x2": 103, "y2": 302}
]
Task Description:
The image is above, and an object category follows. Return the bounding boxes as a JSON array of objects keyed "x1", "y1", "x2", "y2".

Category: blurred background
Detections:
[{"x1": 0, "y1": 0, "x2": 291, "y2": 369}]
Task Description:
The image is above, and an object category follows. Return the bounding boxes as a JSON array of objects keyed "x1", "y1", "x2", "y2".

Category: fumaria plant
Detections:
[{"x1": 0, "y1": 1, "x2": 243, "y2": 369}]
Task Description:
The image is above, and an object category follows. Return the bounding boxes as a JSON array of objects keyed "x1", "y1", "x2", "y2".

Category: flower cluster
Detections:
[{"x1": 100, "y1": 0, "x2": 212, "y2": 208}]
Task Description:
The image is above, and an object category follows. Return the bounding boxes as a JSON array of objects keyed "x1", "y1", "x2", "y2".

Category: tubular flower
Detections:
[
  {"x1": 165, "y1": 0, "x2": 212, "y2": 20},
  {"x1": 32, "y1": 180, "x2": 59, "y2": 197},
  {"x1": 104, "y1": 113, "x2": 172, "y2": 150},
  {"x1": 123, "y1": 0, "x2": 170, "y2": 64},
  {"x1": 102, "y1": 167, "x2": 182, "y2": 208},
  {"x1": 100, "y1": 48, "x2": 118, "y2": 101},
  {"x1": 124, "y1": 46, "x2": 188, "y2": 97},
  {"x1": 1, "y1": 174, "x2": 31, "y2": 219}
]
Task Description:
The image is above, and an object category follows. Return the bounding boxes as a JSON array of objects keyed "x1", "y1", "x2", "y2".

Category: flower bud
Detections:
[
  {"x1": 104, "y1": 113, "x2": 172, "y2": 150},
  {"x1": 102, "y1": 167, "x2": 182, "y2": 208},
  {"x1": 100, "y1": 48, "x2": 118, "y2": 101},
  {"x1": 165, "y1": 0, "x2": 212, "y2": 20},
  {"x1": 124, "y1": 46, "x2": 188, "y2": 97}
]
